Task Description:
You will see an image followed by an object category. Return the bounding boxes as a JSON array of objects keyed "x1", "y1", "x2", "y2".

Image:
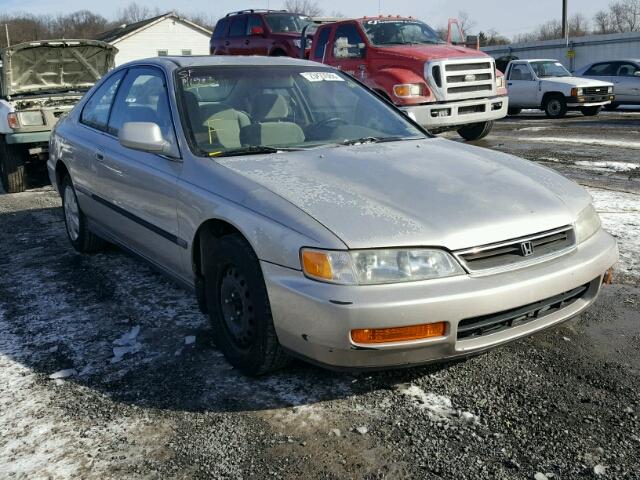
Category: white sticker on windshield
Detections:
[{"x1": 300, "y1": 72, "x2": 344, "y2": 82}]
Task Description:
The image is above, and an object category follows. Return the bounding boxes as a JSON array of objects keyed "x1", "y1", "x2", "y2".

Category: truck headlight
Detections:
[
  {"x1": 496, "y1": 76, "x2": 505, "y2": 88},
  {"x1": 301, "y1": 248, "x2": 464, "y2": 285},
  {"x1": 393, "y1": 83, "x2": 423, "y2": 98},
  {"x1": 19, "y1": 111, "x2": 45, "y2": 126},
  {"x1": 608, "y1": 86, "x2": 614, "y2": 94},
  {"x1": 575, "y1": 204, "x2": 601, "y2": 244}
]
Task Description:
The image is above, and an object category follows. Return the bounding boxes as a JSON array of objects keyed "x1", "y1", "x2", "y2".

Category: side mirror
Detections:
[
  {"x1": 119, "y1": 122, "x2": 170, "y2": 154},
  {"x1": 634, "y1": 70, "x2": 640, "y2": 77},
  {"x1": 250, "y1": 26, "x2": 265, "y2": 36}
]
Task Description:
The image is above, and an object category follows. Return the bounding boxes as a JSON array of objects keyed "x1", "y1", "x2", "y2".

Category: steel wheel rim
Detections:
[
  {"x1": 220, "y1": 265, "x2": 255, "y2": 349},
  {"x1": 548, "y1": 100, "x2": 561, "y2": 115},
  {"x1": 64, "y1": 185, "x2": 80, "y2": 241}
]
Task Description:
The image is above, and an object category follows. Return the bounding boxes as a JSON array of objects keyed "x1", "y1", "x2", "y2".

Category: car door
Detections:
[
  {"x1": 73, "y1": 69, "x2": 127, "y2": 223},
  {"x1": 611, "y1": 62, "x2": 640, "y2": 103},
  {"x1": 93, "y1": 66, "x2": 185, "y2": 276},
  {"x1": 227, "y1": 15, "x2": 249, "y2": 55},
  {"x1": 328, "y1": 23, "x2": 368, "y2": 82},
  {"x1": 507, "y1": 63, "x2": 538, "y2": 107},
  {"x1": 244, "y1": 15, "x2": 269, "y2": 55}
]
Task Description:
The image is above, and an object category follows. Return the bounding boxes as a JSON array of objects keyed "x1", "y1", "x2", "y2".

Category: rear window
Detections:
[
  {"x1": 314, "y1": 27, "x2": 331, "y2": 59},
  {"x1": 264, "y1": 13, "x2": 311, "y2": 33},
  {"x1": 585, "y1": 63, "x2": 613, "y2": 76},
  {"x1": 213, "y1": 19, "x2": 229, "y2": 40}
]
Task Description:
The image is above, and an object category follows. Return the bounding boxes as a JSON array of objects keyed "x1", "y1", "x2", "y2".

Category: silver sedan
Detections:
[
  {"x1": 48, "y1": 56, "x2": 618, "y2": 375},
  {"x1": 576, "y1": 59, "x2": 640, "y2": 109}
]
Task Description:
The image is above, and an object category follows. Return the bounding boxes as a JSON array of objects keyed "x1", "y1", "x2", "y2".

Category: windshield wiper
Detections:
[
  {"x1": 340, "y1": 136, "x2": 411, "y2": 146},
  {"x1": 208, "y1": 145, "x2": 302, "y2": 158}
]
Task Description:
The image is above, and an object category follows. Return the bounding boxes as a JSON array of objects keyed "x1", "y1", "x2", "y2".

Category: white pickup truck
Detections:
[
  {"x1": 504, "y1": 59, "x2": 615, "y2": 118},
  {"x1": 0, "y1": 40, "x2": 115, "y2": 192}
]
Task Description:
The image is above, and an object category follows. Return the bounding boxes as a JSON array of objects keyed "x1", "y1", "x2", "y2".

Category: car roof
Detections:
[
  {"x1": 585, "y1": 59, "x2": 640, "y2": 64},
  {"x1": 519, "y1": 59, "x2": 562, "y2": 63},
  {"x1": 119, "y1": 55, "x2": 324, "y2": 70}
]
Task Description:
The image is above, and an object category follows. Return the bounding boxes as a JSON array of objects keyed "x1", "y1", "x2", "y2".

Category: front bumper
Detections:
[
  {"x1": 263, "y1": 228, "x2": 618, "y2": 370},
  {"x1": 567, "y1": 94, "x2": 615, "y2": 108},
  {"x1": 401, "y1": 95, "x2": 509, "y2": 129},
  {"x1": 5, "y1": 131, "x2": 51, "y2": 145}
]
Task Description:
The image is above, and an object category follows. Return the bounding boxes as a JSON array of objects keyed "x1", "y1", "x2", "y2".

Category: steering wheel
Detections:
[{"x1": 316, "y1": 117, "x2": 349, "y2": 128}]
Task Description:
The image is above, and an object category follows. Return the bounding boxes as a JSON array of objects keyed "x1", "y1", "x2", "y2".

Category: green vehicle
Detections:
[{"x1": 0, "y1": 39, "x2": 116, "y2": 192}]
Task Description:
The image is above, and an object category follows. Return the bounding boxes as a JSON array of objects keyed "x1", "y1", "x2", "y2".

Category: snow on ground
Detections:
[
  {"x1": 587, "y1": 187, "x2": 640, "y2": 276},
  {"x1": 524, "y1": 136, "x2": 640, "y2": 150},
  {"x1": 575, "y1": 161, "x2": 639, "y2": 173}
]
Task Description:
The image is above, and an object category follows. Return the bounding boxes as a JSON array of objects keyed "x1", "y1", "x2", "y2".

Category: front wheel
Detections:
[
  {"x1": 60, "y1": 175, "x2": 105, "y2": 253},
  {"x1": 604, "y1": 102, "x2": 619, "y2": 111},
  {"x1": 457, "y1": 121, "x2": 494, "y2": 141},
  {"x1": 507, "y1": 108, "x2": 522, "y2": 116},
  {"x1": 581, "y1": 106, "x2": 601, "y2": 117},
  {"x1": 0, "y1": 135, "x2": 26, "y2": 193},
  {"x1": 205, "y1": 234, "x2": 290, "y2": 376},
  {"x1": 543, "y1": 95, "x2": 567, "y2": 118}
]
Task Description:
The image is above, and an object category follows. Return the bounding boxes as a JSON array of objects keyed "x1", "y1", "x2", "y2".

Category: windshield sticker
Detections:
[
  {"x1": 300, "y1": 72, "x2": 344, "y2": 82},
  {"x1": 365, "y1": 19, "x2": 417, "y2": 25}
]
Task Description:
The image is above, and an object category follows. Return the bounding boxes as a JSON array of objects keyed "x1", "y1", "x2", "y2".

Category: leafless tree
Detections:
[
  {"x1": 283, "y1": 0, "x2": 323, "y2": 16},
  {"x1": 116, "y1": 2, "x2": 161, "y2": 25},
  {"x1": 457, "y1": 11, "x2": 476, "y2": 36},
  {"x1": 593, "y1": 9, "x2": 614, "y2": 34}
]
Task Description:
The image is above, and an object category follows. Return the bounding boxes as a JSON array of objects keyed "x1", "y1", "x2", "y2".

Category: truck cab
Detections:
[
  {"x1": 307, "y1": 16, "x2": 509, "y2": 140},
  {"x1": 505, "y1": 59, "x2": 615, "y2": 118}
]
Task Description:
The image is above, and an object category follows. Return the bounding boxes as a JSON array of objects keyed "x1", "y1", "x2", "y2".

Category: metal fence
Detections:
[{"x1": 483, "y1": 31, "x2": 640, "y2": 72}]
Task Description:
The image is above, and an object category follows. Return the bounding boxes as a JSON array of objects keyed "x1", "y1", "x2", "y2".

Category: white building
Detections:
[{"x1": 96, "y1": 12, "x2": 212, "y2": 66}]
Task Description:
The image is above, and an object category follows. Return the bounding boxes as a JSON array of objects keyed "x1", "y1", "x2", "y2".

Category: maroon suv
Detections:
[{"x1": 210, "y1": 9, "x2": 311, "y2": 57}]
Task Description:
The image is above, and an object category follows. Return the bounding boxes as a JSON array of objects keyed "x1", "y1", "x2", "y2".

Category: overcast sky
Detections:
[{"x1": 2, "y1": 0, "x2": 607, "y2": 38}]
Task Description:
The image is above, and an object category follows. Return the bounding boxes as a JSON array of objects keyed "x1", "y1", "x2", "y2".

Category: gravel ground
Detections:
[{"x1": 1, "y1": 110, "x2": 639, "y2": 479}]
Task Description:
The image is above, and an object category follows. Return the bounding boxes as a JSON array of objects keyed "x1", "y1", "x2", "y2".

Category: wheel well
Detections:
[
  {"x1": 55, "y1": 161, "x2": 70, "y2": 194},
  {"x1": 542, "y1": 92, "x2": 565, "y2": 104},
  {"x1": 269, "y1": 48, "x2": 286, "y2": 57},
  {"x1": 192, "y1": 219, "x2": 244, "y2": 277}
]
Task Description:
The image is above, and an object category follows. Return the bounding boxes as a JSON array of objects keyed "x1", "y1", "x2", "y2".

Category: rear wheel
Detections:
[
  {"x1": 0, "y1": 135, "x2": 26, "y2": 193},
  {"x1": 543, "y1": 95, "x2": 567, "y2": 118},
  {"x1": 457, "y1": 121, "x2": 494, "y2": 141},
  {"x1": 60, "y1": 175, "x2": 105, "y2": 253},
  {"x1": 205, "y1": 234, "x2": 289, "y2": 376},
  {"x1": 580, "y1": 106, "x2": 601, "y2": 117},
  {"x1": 507, "y1": 108, "x2": 522, "y2": 116}
]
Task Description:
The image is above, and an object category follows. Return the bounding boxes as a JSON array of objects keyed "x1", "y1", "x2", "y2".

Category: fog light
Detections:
[
  {"x1": 351, "y1": 322, "x2": 447, "y2": 344},
  {"x1": 578, "y1": 96, "x2": 586, "y2": 102}
]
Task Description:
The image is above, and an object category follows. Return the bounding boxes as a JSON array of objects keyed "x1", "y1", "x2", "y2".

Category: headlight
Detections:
[
  {"x1": 571, "y1": 87, "x2": 584, "y2": 97},
  {"x1": 393, "y1": 83, "x2": 424, "y2": 98},
  {"x1": 292, "y1": 39, "x2": 302, "y2": 48},
  {"x1": 496, "y1": 76, "x2": 505, "y2": 88},
  {"x1": 19, "y1": 110, "x2": 45, "y2": 126},
  {"x1": 608, "y1": 86, "x2": 614, "y2": 94},
  {"x1": 301, "y1": 248, "x2": 464, "y2": 285},
  {"x1": 575, "y1": 204, "x2": 601, "y2": 244}
]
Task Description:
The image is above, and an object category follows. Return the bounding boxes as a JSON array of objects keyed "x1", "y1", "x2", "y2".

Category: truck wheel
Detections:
[
  {"x1": 60, "y1": 175, "x2": 105, "y2": 253},
  {"x1": 604, "y1": 103, "x2": 619, "y2": 111},
  {"x1": 205, "y1": 233, "x2": 290, "y2": 376},
  {"x1": 543, "y1": 95, "x2": 567, "y2": 118},
  {"x1": 0, "y1": 135, "x2": 26, "y2": 193},
  {"x1": 580, "y1": 106, "x2": 601, "y2": 117},
  {"x1": 457, "y1": 121, "x2": 494, "y2": 141},
  {"x1": 508, "y1": 108, "x2": 522, "y2": 116}
]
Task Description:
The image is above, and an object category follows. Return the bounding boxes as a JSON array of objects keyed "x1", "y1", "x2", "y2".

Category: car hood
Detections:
[
  {"x1": 541, "y1": 76, "x2": 613, "y2": 88},
  {"x1": 373, "y1": 44, "x2": 488, "y2": 62},
  {"x1": 217, "y1": 138, "x2": 591, "y2": 250},
  {"x1": 1, "y1": 40, "x2": 116, "y2": 97}
]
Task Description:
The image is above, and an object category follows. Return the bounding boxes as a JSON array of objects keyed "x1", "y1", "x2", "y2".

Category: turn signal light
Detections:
[
  {"x1": 301, "y1": 250, "x2": 332, "y2": 281},
  {"x1": 351, "y1": 322, "x2": 447, "y2": 344},
  {"x1": 7, "y1": 113, "x2": 19, "y2": 129},
  {"x1": 393, "y1": 83, "x2": 423, "y2": 98}
]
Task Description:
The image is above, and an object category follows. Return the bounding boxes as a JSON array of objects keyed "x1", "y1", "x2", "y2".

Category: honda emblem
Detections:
[{"x1": 520, "y1": 241, "x2": 534, "y2": 257}]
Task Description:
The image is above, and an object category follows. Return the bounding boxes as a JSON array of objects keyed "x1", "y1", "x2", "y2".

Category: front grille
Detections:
[
  {"x1": 426, "y1": 58, "x2": 497, "y2": 102},
  {"x1": 584, "y1": 86, "x2": 609, "y2": 95},
  {"x1": 455, "y1": 226, "x2": 576, "y2": 274},
  {"x1": 457, "y1": 281, "x2": 591, "y2": 340},
  {"x1": 459, "y1": 104, "x2": 486, "y2": 115}
]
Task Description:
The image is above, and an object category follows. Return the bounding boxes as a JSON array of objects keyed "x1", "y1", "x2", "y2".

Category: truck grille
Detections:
[
  {"x1": 454, "y1": 226, "x2": 576, "y2": 274},
  {"x1": 456, "y1": 281, "x2": 592, "y2": 340},
  {"x1": 426, "y1": 58, "x2": 497, "y2": 102},
  {"x1": 584, "y1": 86, "x2": 609, "y2": 95}
]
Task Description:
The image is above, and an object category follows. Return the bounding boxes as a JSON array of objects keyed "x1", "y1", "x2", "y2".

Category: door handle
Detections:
[
  {"x1": 95, "y1": 152, "x2": 104, "y2": 162},
  {"x1": 225, "y1": 41, "x2": 230, "y2": 46},
  {"x1": 507, "y1": 82, "x2": 513, "y2": 86},
  {"x1": 245, "y1": 39, "x2": 250, "y2": 45}
]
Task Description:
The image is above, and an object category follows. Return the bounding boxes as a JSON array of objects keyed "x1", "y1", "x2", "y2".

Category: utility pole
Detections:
[
  {"x1": 4, "y1": 24, "x2": 10, "y2": 48},
  {"x1": 561, "y1": 0, "x2": 568, "y2": 43}
]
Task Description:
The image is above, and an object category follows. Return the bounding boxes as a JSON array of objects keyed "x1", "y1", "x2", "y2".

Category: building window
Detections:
[
  {"x1": 181, "y1": 49, "x2": 192, "y2": 56},
  {"x1": 157, "y1": 50, "x2": 168, "y2": 56}
]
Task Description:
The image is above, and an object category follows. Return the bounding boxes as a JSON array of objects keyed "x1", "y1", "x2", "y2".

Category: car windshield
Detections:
[
  {"x1": 361, "y1": 19, "x2": 444, "y2": 46},
  {"x1": 530, "y1": 61, "x2": 572, "y2": 78},
  {"x1": 176, "y1": 66, "x2": 425, "y2": 157},
  {"x1": 264, "y1": 14, "x2": 311, "y2": 33}
]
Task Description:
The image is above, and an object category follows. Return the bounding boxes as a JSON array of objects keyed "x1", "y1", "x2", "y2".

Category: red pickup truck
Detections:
[{"x1": 305, "y1": 17, "x2": 509, "y2": 140}]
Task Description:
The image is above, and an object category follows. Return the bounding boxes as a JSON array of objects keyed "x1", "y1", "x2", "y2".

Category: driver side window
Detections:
[
  {"x1": 333, "y1": 24, "x2": 366, "y2": 59},
  {"x1": 509, "y1": 64, "x2": 534, "y2": 81}
]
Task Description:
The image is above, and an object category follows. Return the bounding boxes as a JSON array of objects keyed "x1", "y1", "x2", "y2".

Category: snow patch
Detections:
[
  {"x1": 397, "y1": 384, "x2": 456, "y2": 420},
  {"x1": 525, "y1": 136, "x2": 640, "y2": 150},
  {"x1": 575, "y1": 160, "x2": 639, "y2": 173},
  {"x1": 48, "y1": 369, "x2": 77, "y2": 380}
]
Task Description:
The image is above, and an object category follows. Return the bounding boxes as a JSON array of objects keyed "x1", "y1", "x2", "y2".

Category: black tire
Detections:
[
  {"x1": 581, "y1": 106, "x2": 601, "y2": 117},
  {"x1": 0, "y1": 135, "x2": 26, "y2": 193},
  {"x1": 205, "y1": 234, "x2": 289, "y2": 376},
  {"x1": 604, "y1": 102, "x2": 619, "y2": 111},
  {"x1": 507, "y1": 108, "x2": 522, "y2": 116},
  {"x1": 270, "y1": 49, "x2": 286, "y2": 57},
  {"x1": 543, "y1": 95, "x2": 567, "y2": 118},
  {"x1": 60, "y1": 175, "x2": 105, "y2": 253},
  {"x1": 457, "y1": 121, "x2": 494, "y2": 141}
]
